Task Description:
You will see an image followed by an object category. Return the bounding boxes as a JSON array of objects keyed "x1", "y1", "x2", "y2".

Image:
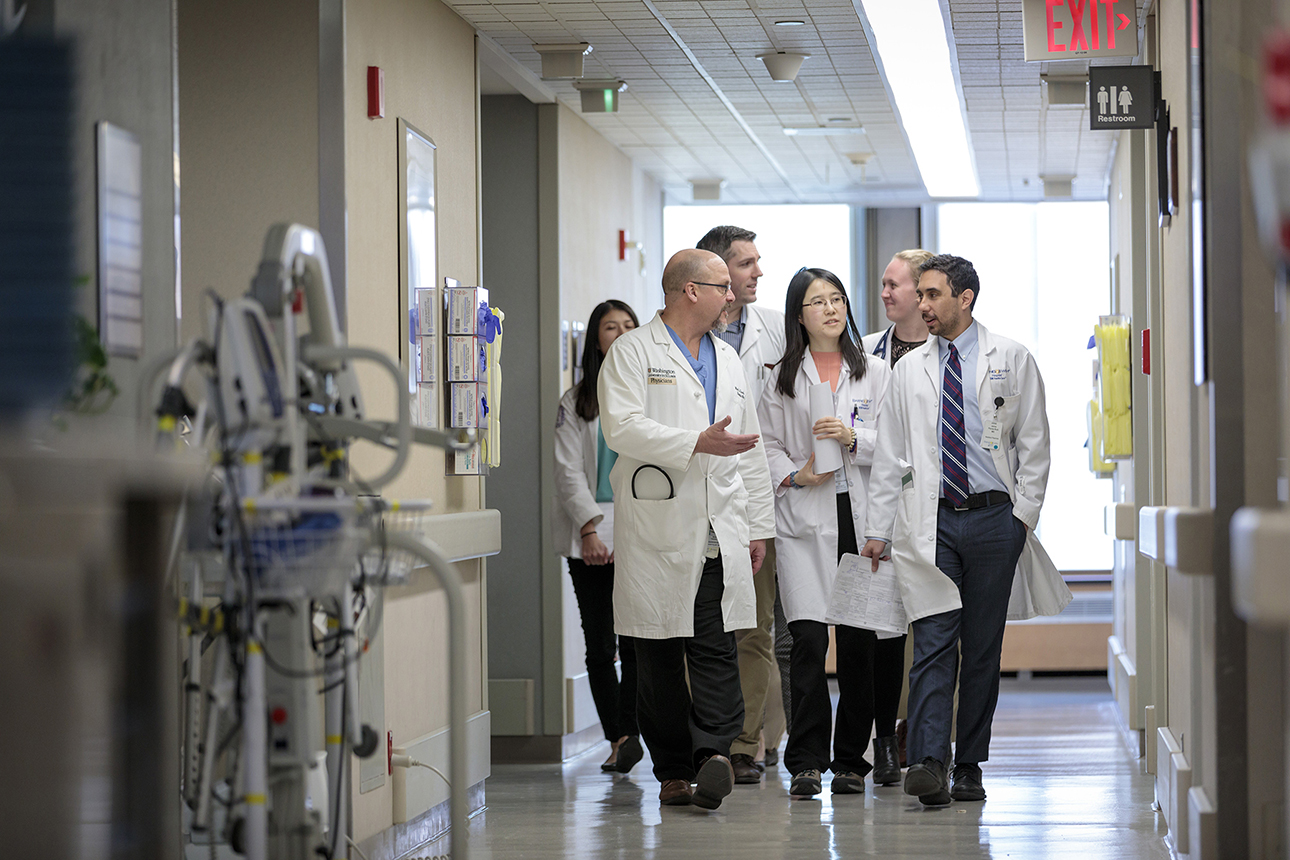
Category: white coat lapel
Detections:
[
  {"x1": 975, "y1": 323, "x2": 994, "y2": 406},
  {"x1": 802, "y1": 351, "x2": 824, "y2": 388},
  {"x1": 740, "y1": 307, "x2": 761, "y2": 358},
  {"x1": 650, "y1": 314, "x2": 703, "y2": 386},
  {"x1": 922, "y1": 338, "x2": 941, "y2": 391}
]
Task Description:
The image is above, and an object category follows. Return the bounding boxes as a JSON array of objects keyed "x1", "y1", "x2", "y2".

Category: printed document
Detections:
[{"x1": 825, "y1": 553, "x2": 908, "y2": 637}]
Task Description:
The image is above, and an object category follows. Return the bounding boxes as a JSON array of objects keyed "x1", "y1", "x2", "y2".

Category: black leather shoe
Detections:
[
  {"x1": 614, "y1": 736, "x2": 644, "y2": 774},
  {"x1": 950, "y1": 762, "x2": 985, "y2": 801},
  {"x1": 904, "y1": 757, "x2": 951, "y2": 806},
  {"x1": 872, "y1": 735, "x2": 900, "y2": 785},
  {"x1": 731, "y1": 753, "x2": 763, "y2": 784},
  {"x1": 692, "y1": 755, "x2": 735, "y2": 810}
]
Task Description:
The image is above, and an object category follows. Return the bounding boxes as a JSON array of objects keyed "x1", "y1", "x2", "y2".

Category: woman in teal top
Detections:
[{"x1": 552, "y1": 299, "x2": 643, "y2": 773}]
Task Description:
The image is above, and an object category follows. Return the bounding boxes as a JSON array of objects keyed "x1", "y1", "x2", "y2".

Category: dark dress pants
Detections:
[
  {"x1": 633, "y1": 557, "x2": 745, "y2": 782},
  {"x1": 873, "y1": 633, "x2": 907, "y2": 738},
  {"x1": 567, "y1": 558, "x2": 638, "y2": 742},
  {"x1": 783, "y1": 492, "x2": 876, "y2": 777},
  {"x1": 907, "y1": 501, "x2": 1028, "y2": 767}
]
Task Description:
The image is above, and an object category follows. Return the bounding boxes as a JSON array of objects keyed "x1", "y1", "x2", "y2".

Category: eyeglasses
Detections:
[
  {"x1": 691, "y1": 281, "x2": 732, "y2": 292},
  {"x1": 802, "y1": 294, "x2": 848, "y2": 311}
]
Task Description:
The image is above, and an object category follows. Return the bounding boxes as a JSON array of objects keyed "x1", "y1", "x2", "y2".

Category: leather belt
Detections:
[{"x1": 939, "y1": 490, "x2": 1011, "y2": 512}]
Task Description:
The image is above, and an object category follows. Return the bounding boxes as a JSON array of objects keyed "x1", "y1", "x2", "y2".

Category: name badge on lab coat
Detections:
[{"x1": 981, "y1": 416, "x2": 1003, "y2": 451}]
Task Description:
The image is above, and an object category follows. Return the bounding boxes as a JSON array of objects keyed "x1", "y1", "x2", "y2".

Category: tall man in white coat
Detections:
[
  {"x1": 861, "y1": 254, "x2": 1071, "y2": 807},
  {"x1": 695, "y1": 226, "x2": 786, "y2": 784},
  {"x1": 598, "y1": 248, "x2": 777, "y2": 810}
]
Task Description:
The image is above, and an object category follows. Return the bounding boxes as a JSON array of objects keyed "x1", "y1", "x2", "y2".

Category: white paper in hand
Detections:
[
  {"x1": 808, "y1": 382, "x2": 843, "y2": 474},
  {"x1": 825, "y1": 553, "x2": 908, "y2": 636}
]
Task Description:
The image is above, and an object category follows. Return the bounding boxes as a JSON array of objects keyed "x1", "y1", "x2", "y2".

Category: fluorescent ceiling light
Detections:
[
  {"x1": 859, "y1": 0, "x2": 978, "y2": 197},
  {"x1": 782, "y1": 127, "x2": 865, "y2": 136},
  {"x1": 774, "y1": 19, "x2": 806, "y2": 26}
]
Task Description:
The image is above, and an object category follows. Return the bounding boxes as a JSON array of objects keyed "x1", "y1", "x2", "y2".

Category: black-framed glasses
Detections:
[{"x1": 691, "y1": 281, "x2": 732, "y2": 291}]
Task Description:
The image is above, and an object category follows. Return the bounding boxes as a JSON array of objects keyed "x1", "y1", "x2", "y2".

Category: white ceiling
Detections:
[{"x1": 456, "y1": 0, "x2": 1147, "y2": 205}]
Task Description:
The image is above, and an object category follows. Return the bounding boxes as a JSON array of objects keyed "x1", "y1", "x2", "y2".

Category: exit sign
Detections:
[{"x1": 1022, "y1": 0, "x2": 1140, "y2": 62}]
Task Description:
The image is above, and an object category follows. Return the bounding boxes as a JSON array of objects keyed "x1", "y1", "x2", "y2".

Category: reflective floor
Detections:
[{"x1": 466, "y1": 676, "x2": 1169, "y2": 859}]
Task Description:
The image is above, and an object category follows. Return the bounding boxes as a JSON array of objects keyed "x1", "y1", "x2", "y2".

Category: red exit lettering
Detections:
[{"x1": 1047, "y1": 0, "x2": 1134, "y2": 54}]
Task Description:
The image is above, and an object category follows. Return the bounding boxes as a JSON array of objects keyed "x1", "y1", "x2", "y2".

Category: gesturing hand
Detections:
[
  {"x1": 695, "y1": 415, "x2": 759, "y2": 457},
  {"x1": 792, "y1": 453, "x2": 834, "y2": 487}
]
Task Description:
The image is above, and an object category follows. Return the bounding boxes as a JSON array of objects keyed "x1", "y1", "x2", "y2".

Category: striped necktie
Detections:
[{"x1": 941, "y1": 343, "x2": 969, "y2": 506}]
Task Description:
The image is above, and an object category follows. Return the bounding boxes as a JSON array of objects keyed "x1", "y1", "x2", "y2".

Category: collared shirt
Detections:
[
  {"x1": 665, "y1": 322, "x2": 718, "y2": 424},
  {"x1": 714, "y1": 305, "x2": 747, "y2": 353},
  {"x1": 939, "y1": 321, "x2": 1007, "y2": 495}
]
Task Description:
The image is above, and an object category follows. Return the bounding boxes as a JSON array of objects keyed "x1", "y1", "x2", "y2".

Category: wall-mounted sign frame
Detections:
[
  {"x1": 398, "y1": 119, "x2": 439, "y2": 428},
  {"x1": 1021, "y1": 0, "x2": 1139, "y2": 62},
  {"x1": 1088, "y1": 64, "x2": 1156, "y2": 131},
  {"x1": 96, "y1": 121, "x2": 144, "y2": 357}
]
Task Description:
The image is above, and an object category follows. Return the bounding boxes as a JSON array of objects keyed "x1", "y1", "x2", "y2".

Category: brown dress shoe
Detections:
[
  {"x1": 659, "y1": 778, "x2": 693, "y2": 806},
  {"x1": 730, "y1": 753, "x2": 763, "y2": 784}
]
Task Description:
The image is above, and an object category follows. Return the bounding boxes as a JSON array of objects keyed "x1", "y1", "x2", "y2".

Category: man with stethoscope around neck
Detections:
[
  {"x1": 861, "y1": 254, "x2": 1070, "y2": 808},
  {"x1": 695, "y1": 226, "x2": 787, "y2": 785},
  {"x1": 598, "y1": 248, "x2": 776, "y2": 811}
]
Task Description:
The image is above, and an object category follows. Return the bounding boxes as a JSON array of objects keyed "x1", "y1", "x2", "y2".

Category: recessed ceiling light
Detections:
[
  {"x1": 774, "y1": 19, "x2": 806, "y2": 26},
  {"x1": 827, "y1": 117, "x2": 852, "y2": 123},
  {"x1": 782, "y1": 126, "x2": 865, "y2": 136},
  {"x1": 859, "y1": 0, "x2": 979, "y2": 197}
]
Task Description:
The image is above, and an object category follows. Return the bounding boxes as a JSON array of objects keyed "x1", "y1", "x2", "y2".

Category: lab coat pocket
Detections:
[
  {"x1": 896, "y1": 460, "x2": 916, "y2": 521},
  {"x1": 630, "y1": 497, "x2": 688, "y2": 552},
  {"x1": 992, "y1": 393, "x2": 1022, "y2": 436}
]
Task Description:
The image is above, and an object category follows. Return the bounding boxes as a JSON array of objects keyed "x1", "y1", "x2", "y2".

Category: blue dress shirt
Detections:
[
  {"x1": 714, "y1": 306, "x2": 746, "y2": 353},
  {"x1": 666, "y1": 323, "x2": 718, "y2": 425},
  {"x1": 939, "y1": 322, "x2": 1007, "y2": 495}
]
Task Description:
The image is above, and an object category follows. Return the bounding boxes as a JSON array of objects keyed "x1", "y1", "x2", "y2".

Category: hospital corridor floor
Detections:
[{"x1": 461, "y1": 676, "x2": 1169, "y2": 859}]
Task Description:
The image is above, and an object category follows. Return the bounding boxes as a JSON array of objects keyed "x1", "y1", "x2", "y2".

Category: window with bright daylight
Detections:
[
  {"x1": 938, "y1": 202, "x2": 1112, "y2": 573},
  {"x1": 663, "y1": 205, "x2": 854, "y2": 325},
  {"x1": 662, "y1": 201, "x2": 1112, "y2": 573}
]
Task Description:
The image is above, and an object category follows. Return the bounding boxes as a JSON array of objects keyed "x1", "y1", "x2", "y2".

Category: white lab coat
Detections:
[
  {"x1": 860, "y1": 326, "x2": 895, "y2": 362},
  {"x1": 865, "y1": 322, "x2": 1072, "y2": 623},
  {"x1": 597, "y1": 311, "x2": 777, "y2": 639},
  {"x1": 735, "y1": 304, "x2": 786, "y2": 409},
  {"x1": 551, "y1": 386, "x2": 614, "y2": 559},
  {"x1": 757, "y1": 352, "x2": 891, "y2": 623}
]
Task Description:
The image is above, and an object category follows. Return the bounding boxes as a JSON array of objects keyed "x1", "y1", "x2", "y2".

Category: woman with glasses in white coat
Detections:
[
  {"x1": 552, "y1": 299, "x2": 644, "y2": 773},
  {"x1": 756, "y1": 268, "x2": 891, "y2": 798}
]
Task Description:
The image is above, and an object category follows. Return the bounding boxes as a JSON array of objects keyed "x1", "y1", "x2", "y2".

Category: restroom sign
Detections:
[
  {"x1": 1088, "y1": 65, "x2": 1156, "y2": 130},
  {"x1": 1022, "y1": 0, "x2": 1139, "y2": 61}
]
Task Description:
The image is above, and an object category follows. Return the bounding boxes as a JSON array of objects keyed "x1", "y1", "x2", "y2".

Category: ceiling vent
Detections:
[
  {"x1": 690, "y1": 179, "x2": 726, "y2": 201},
  {"x1": 534, "y1": 43, "x2": 592, "y2": 79},
  {"x1": 1041, "y1": 174, "x2": 1074, "y2": 198}
]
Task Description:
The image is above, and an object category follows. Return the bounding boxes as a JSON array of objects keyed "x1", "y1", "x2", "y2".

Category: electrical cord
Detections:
[{"x1": 390, "y1": 754, "x2": 451, "y2": 789}]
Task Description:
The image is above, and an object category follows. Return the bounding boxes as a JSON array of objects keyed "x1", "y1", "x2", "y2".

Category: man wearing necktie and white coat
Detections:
[{"x1": 861, "y1": 254, "x2": 1071, "y2": 807}]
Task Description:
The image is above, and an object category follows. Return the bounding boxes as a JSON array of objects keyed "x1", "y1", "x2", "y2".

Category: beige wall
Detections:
[
  {"x1": 552, "y1": 105, "x2": 663, "y2": 696},
  {"x1": 557, "y1": 104, "x2": 664, "y2": 338},
  {"x1": 56, "y1": 0, "x2": 178, "y2": 435},
  {"x1": 342, "y1": 0, "x2": 486, "y2": 841},
  {"x1": 178, "y1": 0, "x2": 320, "y2": 340}
]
